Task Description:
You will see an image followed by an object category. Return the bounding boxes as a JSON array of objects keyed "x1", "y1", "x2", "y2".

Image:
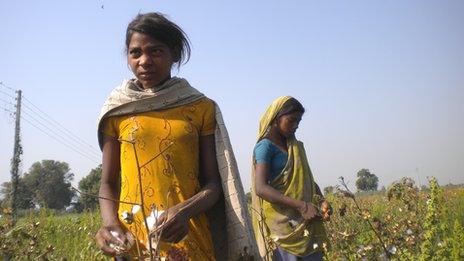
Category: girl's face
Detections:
[
  {"x1": 127, "y1": 32, "x2": 174, "y2": 89},
  {"x1": 276, "y1": 111, "x2": 303, "y2": 138}
]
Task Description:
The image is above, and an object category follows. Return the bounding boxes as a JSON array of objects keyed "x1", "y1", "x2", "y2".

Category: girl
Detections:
[
  {"x1": 95, "y1": 12, "x2": 256, "y2": 260},
  {"x1": 251, "y1": 96, "x2": 329, "y2": 261}
]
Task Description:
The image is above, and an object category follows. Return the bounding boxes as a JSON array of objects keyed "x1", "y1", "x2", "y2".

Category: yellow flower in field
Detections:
[
  {"x1": 339, "y1": 231, "x2": 350, "y2": 238},
  {"x1": 361, "y1": 209, "x2": 371, "y2": 220},
  {"x1": 364, "y1": 245, "x2": 373, "y2": 251},
  {"x1": 46, "y1": 245, "x2": 54, "y2": 252},
  {"x1": 322, "y1": 242, "x2": 328, "y2": 252}
]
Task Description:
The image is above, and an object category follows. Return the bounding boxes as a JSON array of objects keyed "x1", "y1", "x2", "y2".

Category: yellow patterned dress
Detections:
[{"x1": 102, "y1": 97, "x2": 216, "y2": 260}]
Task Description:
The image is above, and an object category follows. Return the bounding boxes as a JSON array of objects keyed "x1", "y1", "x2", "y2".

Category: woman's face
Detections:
[
  {"x1": 127, "y1": 32, "x2": 174, "y2": 89},
  {"x1": 276, "y1": 111, "x2": 303, "y2": 138}
]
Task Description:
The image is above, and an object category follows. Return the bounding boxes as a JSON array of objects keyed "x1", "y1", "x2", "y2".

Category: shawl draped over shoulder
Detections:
[{"x1": 97, "y1": 77, "x2": 258, "y2": 260}]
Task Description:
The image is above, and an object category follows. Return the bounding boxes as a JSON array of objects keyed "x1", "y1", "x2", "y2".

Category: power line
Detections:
[
  {"x1": 20, "y1": 115, "x2": 100, "y2": 164},
  {"x1": 21, "y1": 109, "x2": 101, "y2": 161},
  {"x1": 0, "y1": 106, "x2": 15, "y2": 126},
  {"x1": 21, "y1": 103, "x2": 101, "y2": 158},
  {"x1": 0, "y1": 82, "x2": 17, "y2": 92},
  {"x1": 0, "y1": 105, "x2": 15, "y2": 114},
  {"x1": 1, "y1": 81, "x2": 99, "y2": 154},
  {"x1": 0, "y1": 89, "x2": 15, "y2": 99},
  {"x1": 1, "y1": 82, "x2": 101, "y2": 163},
  {"x1": 0, "y1": 97, "x2": 16, "y2": 107},
  {"x1": 22, "y1": 95, "x2": 100, "y2": 154}
]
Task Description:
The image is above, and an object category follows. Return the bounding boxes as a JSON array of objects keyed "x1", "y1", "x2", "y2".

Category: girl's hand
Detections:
[
  {"x1": 155, "y1": 206, "x2": 190, "y2": 243},
  {"x1": 95, "y1": 224, "x2": 130, "y2": 255},
  {"x1": 297, "y1": 201, "x2": 319, "y2": 220}
]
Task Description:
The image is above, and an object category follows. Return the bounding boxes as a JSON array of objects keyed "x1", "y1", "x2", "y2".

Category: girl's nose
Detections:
[{"x1": 139, "y1": 54, "x2": 153, "y2": 66}]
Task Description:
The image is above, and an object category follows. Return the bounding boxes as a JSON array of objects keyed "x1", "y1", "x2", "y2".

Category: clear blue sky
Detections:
[{"x1": 1, "y1": 0, "x2": 463, "y2": 192}]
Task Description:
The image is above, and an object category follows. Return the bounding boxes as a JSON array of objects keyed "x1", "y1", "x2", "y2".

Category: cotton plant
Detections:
[
  {"x1": 116, "y1": 203, "x2": 167, "y2": 259},
  {"x1": 71, "y1": 140, "x2": 174, "y2": 261}
]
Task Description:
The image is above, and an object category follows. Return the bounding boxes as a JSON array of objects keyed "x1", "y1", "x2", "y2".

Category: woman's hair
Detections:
[
  {"x1": 276, "y1": 98, "x2": 305, "y2": 119},
  {"x1": 125, "y1": 12, "x2": 191, "y2": 68}
]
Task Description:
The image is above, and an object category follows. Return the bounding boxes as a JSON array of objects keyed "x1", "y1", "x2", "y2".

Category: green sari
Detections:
[{"x1": 251, "y1": 96, "x2": 327, "y2": 260}]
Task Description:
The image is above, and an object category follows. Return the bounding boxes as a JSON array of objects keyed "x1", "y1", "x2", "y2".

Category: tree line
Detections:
[
  {"x1": 0, "y1": 160, "x2": 101, "y2": 212},
  {"x1": 1, "y1": 160, "x2": 382, "y2": 213}
]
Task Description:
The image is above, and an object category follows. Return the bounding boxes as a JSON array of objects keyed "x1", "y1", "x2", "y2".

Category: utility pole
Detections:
[{"x1": 10, "y1": 90, "x2": 22, "y2": 214}]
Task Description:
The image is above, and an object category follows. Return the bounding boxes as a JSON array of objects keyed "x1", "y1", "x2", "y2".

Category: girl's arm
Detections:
[
  {"x1": 95, "y1": 134, "x2": 125, "y2": 255},
  {"x1": 255, "y1": 163, "x2": 318, "y2": 220},
  {"x1": 156, "y1": 134, "x2": 221, "y2": 243},
  {"x1": 99, "y1": 135, "x2": 121, "y2": 227}
]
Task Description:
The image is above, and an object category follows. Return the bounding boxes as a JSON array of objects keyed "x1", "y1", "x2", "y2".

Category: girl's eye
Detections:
[{"x1": 129, "y1": 49, "x2": 142, "y2": 57}]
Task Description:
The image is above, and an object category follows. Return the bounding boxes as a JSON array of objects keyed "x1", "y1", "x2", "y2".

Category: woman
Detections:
[
  {"x1": 251, "y1": 96, "x2": 329, "y2": 261},
  {"x1": 95, "y1": 12, "x2": 256, "y2": 260}
]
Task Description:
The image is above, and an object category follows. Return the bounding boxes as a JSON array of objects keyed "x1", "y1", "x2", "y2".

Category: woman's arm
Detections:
[
  {"x1": 95, "y1": 134, "x2": 125, "y2": 255},
  {"x1": 255, "y1": 163, "x2": 318, "y2": 220},
  {"x1": 156, "y1": 134, "x2": 222, "y2": 243}
]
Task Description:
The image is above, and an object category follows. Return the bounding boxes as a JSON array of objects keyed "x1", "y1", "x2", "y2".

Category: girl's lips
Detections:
[{"x1": 139, "y1": 72, "x2": 154, "y2": 78}]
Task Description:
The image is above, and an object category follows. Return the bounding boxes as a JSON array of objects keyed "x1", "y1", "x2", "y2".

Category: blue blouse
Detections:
[{"x1": 254, "y1": 138, "x2": 288, "y2": 182}]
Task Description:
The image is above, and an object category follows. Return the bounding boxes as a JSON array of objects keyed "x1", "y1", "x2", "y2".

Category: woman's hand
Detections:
[
  {"x1": 95, "y1": 224, "x2": 130, "y2": 255},
  {"x1": 297, "y1": 201, "x2": 319, "y2": 220},
  {"x1": 155, "y1": 206, "x2": 190, "y2": 243},
  {"x1": 320, "y1": 200, "x2": 332, "y2": 221}
]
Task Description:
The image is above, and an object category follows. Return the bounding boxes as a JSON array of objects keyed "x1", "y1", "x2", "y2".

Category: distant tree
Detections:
[
  {"x1": 355, "y1": 169, "x2": 379, "y2": 191},
  {"x1": 1, "y1": 181, "x2": 12, "y2": 208},
  {"x1": 22, "y1": 160, "x2": 75, "y2": 210},
  {"x1": 323, "y1": 186, "x2": 334, "y2": 196},
  {"x1": 77, "y1": 165, "x2": 102, "y2": 210},
  {"x1": 0, "y1": 180, "x2": 34, "y2": 209}
]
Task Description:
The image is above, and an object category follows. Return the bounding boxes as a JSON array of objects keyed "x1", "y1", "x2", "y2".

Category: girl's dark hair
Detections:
[
  {"x1": 125, "y1": 12, "x2": 191, "y2": 68},
  {"x1": 276, "y1": 98, "x2": 305, "y2": 118}
]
